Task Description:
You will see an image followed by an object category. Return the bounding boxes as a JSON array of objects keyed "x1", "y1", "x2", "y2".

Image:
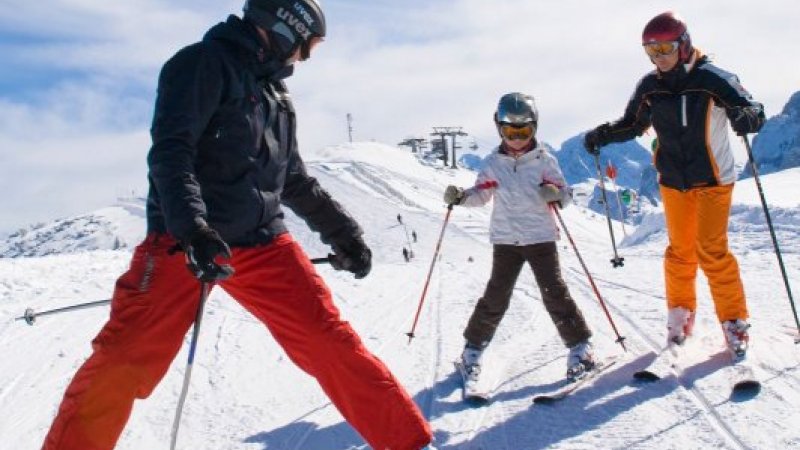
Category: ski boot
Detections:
[
  {"x1": 566, "y1": 339, "x2": 596, "y2": 380},
  {"x1": 459, "y1": 344, "x2": 483, "y2": 383},
  {"x1": 723, "y1": 319, "x2": 750, "y2": 361},
  {"x1": 666, "y1": 306, "x2": 695, "y2": 346}
]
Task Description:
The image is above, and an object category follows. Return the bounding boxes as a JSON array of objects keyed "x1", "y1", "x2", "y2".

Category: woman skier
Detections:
[{"x1": 583, "y1": 11, "x2": 765, "y2": 360}]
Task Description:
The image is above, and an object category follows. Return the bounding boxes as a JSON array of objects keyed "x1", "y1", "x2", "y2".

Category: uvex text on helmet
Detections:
[
  {"x1": 495, "y1": 92, "x2": 538, "y2": 126},
  {"x1": 243, "y1": 0, "x2": 326, "y2": 60},
  {"x1": 642, "y1": 11, "x2": 693, "y2": 60}
]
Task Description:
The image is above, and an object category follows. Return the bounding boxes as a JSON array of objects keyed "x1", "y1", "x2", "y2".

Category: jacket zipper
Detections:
[{"x1": 681, "y1": 95, "x2": 687, "y2": 127}]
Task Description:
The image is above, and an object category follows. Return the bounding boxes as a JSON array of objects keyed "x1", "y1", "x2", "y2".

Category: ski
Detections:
[
  {"x1": 633, "y1": 343, "x2": 683, "y2": 382},
  {"x1": 633, "y1": 344, "x2": 761, "y2": 398},
  {"x1": 532, "y1": 356, "x2": 619, "y2": 405},
  {"x1": 728, "y1": 354, "x2": 761, "y2": 398},
  {"x1": 454, "y1": 361, "x2": 490, "y2": 405}
]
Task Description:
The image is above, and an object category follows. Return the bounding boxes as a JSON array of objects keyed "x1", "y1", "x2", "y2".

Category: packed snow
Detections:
[{"x1": 1, "y1": 142, "x2": 799, "y2": 449}]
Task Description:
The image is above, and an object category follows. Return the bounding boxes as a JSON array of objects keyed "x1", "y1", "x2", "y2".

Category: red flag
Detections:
[{"x1": 605, "y1": 161, "x2": 617, "y2": 180}]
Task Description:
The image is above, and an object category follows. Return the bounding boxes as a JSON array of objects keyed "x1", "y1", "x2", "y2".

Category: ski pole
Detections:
[
  {"x1": 406, "y1": 204, "x2": 454, "y2": 343},
  {"x1": 170, "y1": 254, "x2": 336, "y2": 447},
  {"x1": 16, "y1": 258, "x2": 331, "y2": 326},
  {"x1": 613, "y1": 185, "x2": 628, "y2": 237},
  {"x1": 15, "y1": 299, "x2": 112, "y2": 325},
  {"x1": 594, "y1": 154, "x2": 624, "y2": 268},
  {"x1": 405, "y1": 181, "x2": 497, "y2": 343},
  {"x1": 170, "y1": 281, "x2": 211, "y2": 450},
  {"x1": 742, "y1": 135, "x2": 799, "y2": 342},
  {"x1": 552, "y1": 205, "x2": 627, "y2": 351},
  {"x1": 605, "y1": 161, "x2": 628, "y2": 237}
]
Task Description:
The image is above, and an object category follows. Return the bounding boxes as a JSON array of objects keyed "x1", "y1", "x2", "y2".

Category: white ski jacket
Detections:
[{"x1": 462, "y1": 144, "x2": 572, "y2": 246}]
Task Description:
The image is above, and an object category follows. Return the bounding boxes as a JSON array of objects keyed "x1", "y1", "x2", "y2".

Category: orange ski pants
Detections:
[
  {"x1": 41, "y1": 233, "x2": 432, "y2": 450},
  {"x1": 660, "y1": 184, "x2": 747, "y2": 322}
]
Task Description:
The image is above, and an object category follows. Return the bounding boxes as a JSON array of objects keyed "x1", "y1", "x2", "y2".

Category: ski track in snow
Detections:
[
  {"x1": 567, "y1": 272, "x2": 752, "y2": 450},
  {"x1": 2, "y1": 144, "x2": 800, "y2": 449},
  {"x1": 561, "y1": 230, "x2": 795, "y2": 450}
]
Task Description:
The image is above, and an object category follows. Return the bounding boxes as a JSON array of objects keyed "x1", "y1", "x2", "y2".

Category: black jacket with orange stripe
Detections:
[{"x1": 601, "y1": 51, "x2": 764, "y2": 191}]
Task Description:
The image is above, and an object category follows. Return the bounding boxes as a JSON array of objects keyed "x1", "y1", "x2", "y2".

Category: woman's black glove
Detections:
[
  {"x1": 731, "y1": 106, "x2": 765, "y2": 136},
  {"x1": 583, "y1": 123, "x2": 612, "y2": 155}
]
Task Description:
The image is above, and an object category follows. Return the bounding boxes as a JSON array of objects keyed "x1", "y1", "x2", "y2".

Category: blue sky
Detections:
[{"x1": 1, "y1": 0, "x2": 798, "y2": 232}]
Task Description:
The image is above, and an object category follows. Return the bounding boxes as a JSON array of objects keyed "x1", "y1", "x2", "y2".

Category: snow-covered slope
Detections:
[
  {"x1": 741, "y1": 90, "x2": 800, "y2": 179},
  {"x1": 0, "y1": 198, "x2": 146, "y2": 258},
  {"x1": 555, "y1": 134, "x2": 653, "y2": 191},
  {"x1": 2, "y1": 142, "x2": 799, "y2": 450}
]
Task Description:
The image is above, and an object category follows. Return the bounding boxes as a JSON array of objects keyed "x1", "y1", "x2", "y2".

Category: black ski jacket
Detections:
[
  {"x1": 602, "y1": 51, "x2": 764, "y2": 190},
  {"x1": 146, "y1": 15, "x2": 361, "y2": 247}
]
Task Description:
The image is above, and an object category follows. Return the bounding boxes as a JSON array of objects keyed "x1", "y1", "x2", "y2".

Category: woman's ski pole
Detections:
[
  {"x1": 594, "y1": 154, "x2": 624, "y2": 268},
  {"x1": 742, "y1": 135, "x2": 799, "y2": 342},
  {"x1": 605, "y1": 161, "x2": 628, "y2": 237},
  {"x1": 552, "y1": 205, "x2": 627, "y2": 351}
]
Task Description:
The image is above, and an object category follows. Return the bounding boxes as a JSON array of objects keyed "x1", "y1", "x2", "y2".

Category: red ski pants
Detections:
[
  {"x1": 660, "y1": 185, "x2": 748, "y2": 322},
  {"x1": 41, "y1": 233, "x2": 432, "y2": 450}
]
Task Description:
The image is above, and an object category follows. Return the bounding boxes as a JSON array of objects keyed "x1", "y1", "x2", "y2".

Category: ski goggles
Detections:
[
  {"x1": 643, "y1": 41, "x2": 679, "y2": 57},
  {"x1": 499, "y1": 123, "x2": 535, "y2": 141},
  {"x1": 300, "y1": 36, "x2": 324, "y2": 61}
]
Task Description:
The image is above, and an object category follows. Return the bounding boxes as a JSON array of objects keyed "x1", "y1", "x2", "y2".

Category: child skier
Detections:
[{"x1": 444, "y1": 92, "x2": 595, "y2": 387}]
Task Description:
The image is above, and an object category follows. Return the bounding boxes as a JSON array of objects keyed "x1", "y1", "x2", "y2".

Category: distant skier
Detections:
[
  {"x1": 583, "y1": 11, "x2": 765, "y2": 360},
  {"x1": 412, "y1": 230, "x2": 418, "y2": 243},
  {"x1": 403, "y1": 247, "x2": 410, "y2": 262},
  {"x1": 444, "y1": 92, "x2": 595, "y2": 388},
  {"x1": 40, "y1": 2, "x2": 432, "y2": 450}
]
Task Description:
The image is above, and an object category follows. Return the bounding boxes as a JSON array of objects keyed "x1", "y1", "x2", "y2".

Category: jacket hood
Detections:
[
  {"x1": 203, "y1": 15, "x2": 294, "y2": 81},
  {"x1": 659, "y1": 49, "x2": 707, "y2": 90}
]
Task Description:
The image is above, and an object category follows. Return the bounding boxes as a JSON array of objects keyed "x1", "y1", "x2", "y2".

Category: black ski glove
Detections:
[
  {"x1": 730, "y1": 106, "x2": 765, "y2": 136},
  {"x1": 184, "y1": 224, "x2": 234, "y2": 282},
  {"x1": 330, "y1": 236, "x2": 372, "y2": 279},
  {"x1": 584, "y1": 123, "x2": 612, "y2": 155}
]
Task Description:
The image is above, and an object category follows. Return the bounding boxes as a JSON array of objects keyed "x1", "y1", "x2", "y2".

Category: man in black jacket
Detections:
[
  {"x1": 583, "y1": 11, "x2": 764, "y2": 361},
  {"x1": 42, "y1": 2, "x2": 433, "y2": 449}
]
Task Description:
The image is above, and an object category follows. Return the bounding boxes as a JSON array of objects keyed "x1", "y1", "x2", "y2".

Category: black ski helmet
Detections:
[
  {"x1": 243, "y1": 0, "x2": 326, "y2": 61},
  {"x1": 495, "y1": 92, "x2": 538, "y2": 126},
  {"x1": 642, "y1": 11, "x2": 693, "y2": 61}
]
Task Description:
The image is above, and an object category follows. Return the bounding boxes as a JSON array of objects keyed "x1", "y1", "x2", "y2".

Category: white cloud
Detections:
[
  {"x1": 1, "y1": 0, "x2": 798, "y2": 231},
  {"x1": 0, "y1": 130, "x2": 150, "y2": 232}
]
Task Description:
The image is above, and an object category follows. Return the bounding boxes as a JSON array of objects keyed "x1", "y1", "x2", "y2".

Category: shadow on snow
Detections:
[{"x1": 242, "y1": 349, "x2": 737, "y2": 449}]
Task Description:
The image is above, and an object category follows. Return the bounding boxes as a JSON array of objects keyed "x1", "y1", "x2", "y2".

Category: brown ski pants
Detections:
[{"x1": 463, "y1": 242, "x2": 591, "y2": 349}]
